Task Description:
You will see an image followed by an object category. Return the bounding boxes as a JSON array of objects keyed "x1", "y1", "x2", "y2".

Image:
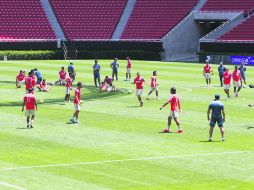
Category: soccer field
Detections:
[{"x1": 0, "y1": 60, "x2": 253, "y2": 190}]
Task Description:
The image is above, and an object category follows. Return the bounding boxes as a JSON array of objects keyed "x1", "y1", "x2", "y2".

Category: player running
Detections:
[
  {"x1": 22, "y1": 88, "x2": 37, "y2": 128},
  {"x1": 160, "y1": 87, "x2": 182, "y2": 133},
  {"x1": 37, "y1": 79, "x2": 51, "y2": 92},
  {"x1": 147, "y1": 71, "x2": 158, "y2": 100},
  {"x1": 133, "y1": 72, "x2": 145, "y2": 107},
  {"x1": 70, "y1": 82, "x2": 82, "y2": 124},
  {"x1": 65, "y1": 73, "x2": 72, "y2": 103},
  {"x1": 203, "y1": 61, "x2": 213, "y2": 86},
  {"x1": 16, "y1": 70, "x2": 26, "y2": 88},
  {"x1": 232, "y1": 65, "x2": 242, "y2": 97},
  {"x1": 126, "y1": 57, "x2": 132, "y2": 81},
  {"x1": 223, "y1": 67, "x2": 231, "y2": 98},
  {"x1": 55, "y1": 67, "x2": 66, "y2": 85},
  {"x1": 207, "y1": 94, "x2": 225, "y2": 141}
]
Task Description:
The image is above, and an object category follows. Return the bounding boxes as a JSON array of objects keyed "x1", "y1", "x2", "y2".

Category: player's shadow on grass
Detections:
[
  {"x1": 199, "y1": 140, "x2": 221, "y2": 143},
  {"x1": 247, "y1": 126, "x2": 254, "y2": 129},
  {"x1": 0, "y1": 80, "x2": 16, "y2": 85},
  {"x1": 16, "y1": 127, "x2": 30, "y2": 129}
]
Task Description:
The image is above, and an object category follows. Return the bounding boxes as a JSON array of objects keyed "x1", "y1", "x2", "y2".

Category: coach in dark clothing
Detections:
[
  {"x1": 218, "y1": 62, "x2": 225, "y2": 87},
  {"x1": 93, "y1": 60, "x2": 101, "y2": 87}
]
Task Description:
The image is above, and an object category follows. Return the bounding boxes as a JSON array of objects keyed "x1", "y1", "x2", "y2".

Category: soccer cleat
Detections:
[
  {"x1": 30, "y1": 124, "x2": 33, "y2": 128},
  {"x1": 70, "y1": 118, "x2": 75, "y2": 123},
  {"x1": 208, "y1": 138, "x2": 212, "y2": 142},
  {"x1": 140, "y1": 102, "x2": 144, "y2": 107},
  {"x1": 177, "y1": 129, "x2": 183, "y2": 133},
  {"x1": 222, "y1": 138, "x2": 225, "y2": 141},
  {"x1": 163, "y1": 129, "x2": 170, "y2": 133},
  {"x1": 27, "y1": 124, "x2": 30, "y2": 128}
]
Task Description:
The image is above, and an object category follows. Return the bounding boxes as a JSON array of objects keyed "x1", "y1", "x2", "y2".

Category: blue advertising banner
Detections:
[{"x1": 230, "y1": 56, "x2": 254, "y2": 65}]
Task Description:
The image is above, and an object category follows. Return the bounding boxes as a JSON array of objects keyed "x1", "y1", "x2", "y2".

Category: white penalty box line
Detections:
[{"x1": 0, "y1": 150, "x2": 253, "y2": 172}]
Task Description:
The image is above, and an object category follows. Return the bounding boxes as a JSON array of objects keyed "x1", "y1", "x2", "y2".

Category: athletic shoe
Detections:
[
  {"x1": 70, "y1": 118, "x2": 75, "y2": 123},
  {"x1": 177, "y1": 129, "x2": 183, "y2": 133},
  {"x1": 163, "y1": 129, "x2": 170, "y2": 133},
  {"x1": 140, "y1": 102, "x2": 143, "y2": 107},
  {"x1": 222, "y1": 138, "x2": 225, "y2": 141},
  {"x1": 27, "y1": 124, "x2": 30, "y2": 128},
  {"x1": 30, "y1": 124, "x2": 33, "y2": 128},
  {"x1": 208, "y1": 138, "x2": 212, "y2": 142}
]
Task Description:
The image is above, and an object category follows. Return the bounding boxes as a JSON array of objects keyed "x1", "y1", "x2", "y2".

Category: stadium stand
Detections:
[
  {"x1": 50, "y1": 0, "x2": 127, "y2": 40},
  {"x1": 0, "y1": 0, "x2": 56, "y2": 41},
  {"x1": 201, "y1": 0, "x2": 254, "y2": 13},
  {"x1": 120, "y1": 0, "x2": 198, "y2": 40},
  {"x1": 219, "y1": 15, "x2": 254, "y2": 41}
]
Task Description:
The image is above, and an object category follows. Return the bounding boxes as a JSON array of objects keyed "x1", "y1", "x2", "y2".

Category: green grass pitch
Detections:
[{"x1": 0, "y1": 60, "x2": 253, "y2": 190}]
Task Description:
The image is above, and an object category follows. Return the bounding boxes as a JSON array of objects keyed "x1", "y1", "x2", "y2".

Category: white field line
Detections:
[
  {"x1": 0, "y1": 150, "x2": 253, "y2": 172},
  {"x1": 0, "y1": 181, "x2": 27, "y2": 190}
]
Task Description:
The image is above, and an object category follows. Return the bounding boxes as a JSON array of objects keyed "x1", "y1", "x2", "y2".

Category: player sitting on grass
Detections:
[
  {"x1": 70, "y1": 82, "x2": 82, "y2": 124},
  {"x1": 16, "y1": 70, "x2": 26, "y2": 88},
  {"x1": 55, "y1": 67, "x2": 66, "y2": 85},
  {"x1": 133, "y1": 72, "x2": 145, "y2": 107},
  {"x1": 160, "y1": 87, "x2": 182, "y2": 133},
  {"x1": 232, "y1": 65, "x2": 242, "y2": 97},
  {"x1": 207, "y1": 94, "x2": 225, "y2": 142},
  {"x1": 147, "y1": 71, "x2": 158, "y2": 100},
  {"x1": 37, "y1": 79, "x2": 51, "y2": 92},
  {"x1": 223, "y1": 67, "x2": 231, "y2": 99},
  {"x1": 100, "y1": 82, "x2": 107, "y2": 92},
  {"x1": 22, "y1": 88, "x2": 37, "y2": 128},
  {"x1": 65, "y1": 73, "x2": 72, "y2": 103},
  {"x1": 203, "y1": 61, "x2": 213, "y2": 86}
]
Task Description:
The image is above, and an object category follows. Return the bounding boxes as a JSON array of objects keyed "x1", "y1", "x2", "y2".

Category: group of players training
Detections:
[{"x1": 16, "y1": 57, "x2": 250, "y2": 141}]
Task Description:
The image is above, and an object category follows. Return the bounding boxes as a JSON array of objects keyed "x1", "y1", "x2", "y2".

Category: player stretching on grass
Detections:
[
  {"x1": 232, "y1": 65, "x2": 242, "y2": 97},
  {"x1": 70, "y1": 82, "x2": 82, "y2": 124},
  {"x1": 160, "y1": 87, "x2": 182, "y2": 133},
  {"x1": 133, "y1": 72, "x2": 145, "y2": 107},
  {"x1": 55, "y1": 67, "x2": 66, "y2": 85},
  {"x1": 16, "y1": 70, "x2": 26, "y2": 88},
  {"x1": 65, "y1": 74, "x2": 72, "y2": 103},
  {"x1": 22, "y1": 88, "x2": 37, "y2": 128},
  {"x1": 203, "y1": 61, "x2": 213, "y2": 86},
  {"x1": 147, "y1": 71, "x2": 158, "y2": 100},
  {"x1": 207, "y1": 94, "x2": 225, "y2": 141},
  {"x1": 223, "y1": 67, "x2": 231, "y2": 99},
  {"x1": 126, "y1": 57, "x2": 132, "y2": 81}
]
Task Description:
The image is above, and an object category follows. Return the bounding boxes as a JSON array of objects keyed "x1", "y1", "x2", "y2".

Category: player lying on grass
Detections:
[
  {"x1": 207, "y1": 94, "x2": 225, "y2": 142},
  {"x1": 16, "y1": 70, "x2": 26, "y2": 88},
  {"x1": 223, "y1": 67, "x2": 231, "y2": 99},
  {"x1": 104, "y1": 76, "x2": 116, "y2": 92},
  {"x1": 133, "y1": 72, "x2": 145, "y2": 107},
  {"x1": 22, "y1": 88, "x2": 37, "y2": 128},
  {"x1": 55, "y1": 67, "x2": 66, "y2": 85},
  {"x1": 203, "y1": 61, "x2": 213, "y2": 86},
  {"x1": 232, "y1": 65, "x2": 242, "y2": 97},
  {"x1": 147, "y1": 71, "x2": 158, "y2": 100},
  {"x1": 70, "y1": 82, "x2": 82, "y2": 124},
  {"x1": 160, "y1": 87, "x2": 182, "y2": 133},
  {"x1": 37, "y1": 79, "x2": 51, "y2": 92},
  {"x1": 65, "y1": 73, "x2": 72, "y2": 103}
]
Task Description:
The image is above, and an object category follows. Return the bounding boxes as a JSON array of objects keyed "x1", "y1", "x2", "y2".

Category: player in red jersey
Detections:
[
  {"x1": 133, "y1": 72, "x2": 145, "y2": 107},
  {"x1": 25, "y1": 72, "x2": 33, "y2": 94},
  {"x1": 232, "y1": 65, "x2": 242, "y2": 97},
  {"x1": 16, "y1": 70, "x2": 26, "y2": 88},
  {"x1": 203, "y1": 61, "x2": 213, "y2": 86},
  {"x1": 22, "y1": 88, "x2": 37, "y2": 128},
  {"x1": 55, "y1": 67, "x2": 66, "y2": 85},
  {"x1": 126, "y1": 57, "x2": 132, "y2": 81},
  {"x1": 37, "y1": 79, "x2": 51, "y2": 92},
  {"x1": 160, "y1": 87, "x2": 182, "y2": 133},
  {"x1": 147, "y1": 71, "x2": 158, "y2": 100},
  {"x1": 30, "y1": 70, "x2": 36, "y2": 88},
  {"x1": 65, "y1": 73, "x2": 73, "y2": 103},
  {"x1": 223, "y1": 67, "x2": 232, "y2": 98},
  {"x1": 70, "y1": 82, "x2": 82, "y2": 124}
]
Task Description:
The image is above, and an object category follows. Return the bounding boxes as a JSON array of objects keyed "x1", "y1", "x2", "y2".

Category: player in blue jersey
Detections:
[
  {"x1": 110, "y1": 58, "x2": 119, "y2": 81},
  {"x1": 239, "y1": 62, "x2": 247, "y2": 87},
  {"x1": 207, "y1": 94, "x2": 226, "y2": 142},
  {"x1": 93, "y1": 60, "x2": 101, "y2": 87}
]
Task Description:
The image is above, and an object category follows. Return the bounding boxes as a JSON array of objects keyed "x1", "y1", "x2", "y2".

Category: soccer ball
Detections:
[
  {"x1": 128, "y1": 90, "x2": 132, "y2": 94},
  {"x1": 39, "y1": 100, "x2": 44, "y2": 103},
  {"x1": 80, "y1": 100, "x2": 83, "y2": 104}
]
